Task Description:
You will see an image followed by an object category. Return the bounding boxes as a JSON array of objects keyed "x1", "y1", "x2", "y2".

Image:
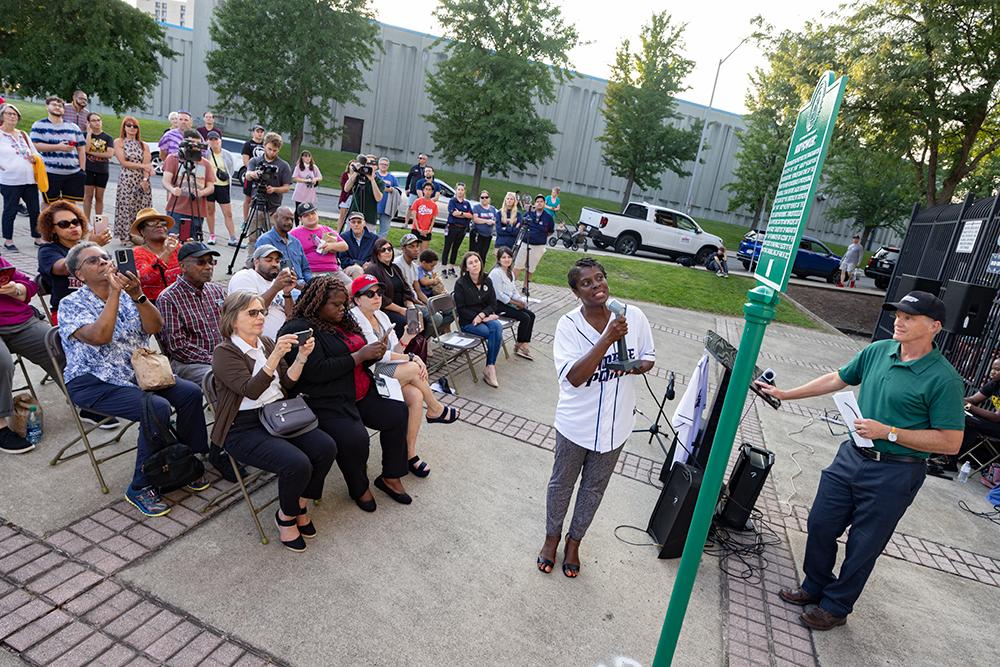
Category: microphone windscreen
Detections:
[{"x1": 608, "y1": 299, "x2": 626, "y2": 317}]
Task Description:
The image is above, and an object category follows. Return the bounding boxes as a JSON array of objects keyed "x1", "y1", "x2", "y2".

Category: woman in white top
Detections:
[
  {"x1": 0, "y1": 103, "x2": 43, "y2": 247},
  {"x1": 537, "y1": 257, "x2": 655, "y2": 578},
  {"x1": 349, "y1": 273, "x2": 458, "y2": 478},
  {"x1": 211, "y1": 291, "x2": 337, "y2": 553},
  {"x1": 488, "y1": 246, "x2": 536, "y2": 360}
]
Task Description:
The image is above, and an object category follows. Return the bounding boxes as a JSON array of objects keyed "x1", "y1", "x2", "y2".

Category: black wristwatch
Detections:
[
  {"x1": 132, "y1": 294, "x2": 149, "y2": 305},
  {"x1": 408, "y1": 352, "x2": 415, "y2": 362}
]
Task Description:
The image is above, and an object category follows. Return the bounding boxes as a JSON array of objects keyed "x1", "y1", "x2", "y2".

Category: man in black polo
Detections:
[{"x1": 758, "y1": 291, "x2": 964, "y2": 631}]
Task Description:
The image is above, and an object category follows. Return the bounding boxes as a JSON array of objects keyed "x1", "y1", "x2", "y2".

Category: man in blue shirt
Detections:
[
  {"x1": 442, "y1": 183, "x2": 473, "y2": 276},
  {"x1": 375, "y1": 157, "x2": 399, "y2": 237},
  {"x1": 514, "y1": 194, "x2": 555, "y2": 284},
  {"x1": 255, "y1": 206, "x2": 311, "y2": 286},
  {"x1": 339, "y1": 211, "x2": 378, "y2": 279},
  {"x1": 29, "y1": 96, "x2": 86, "y2": 207},
  {"x1": 414, "y1": 166, "x2": 441, "y2": 201}
]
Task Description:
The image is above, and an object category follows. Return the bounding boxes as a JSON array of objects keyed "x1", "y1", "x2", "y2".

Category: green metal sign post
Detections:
[{"x1": 651, "y1": 71, "x2": 847, "y2": 666}]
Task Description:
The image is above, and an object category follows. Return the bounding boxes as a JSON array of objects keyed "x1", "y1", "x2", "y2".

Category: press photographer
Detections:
[
  {"x1": 244, "y1": 132, "x2": 292, "y2": 250},
  {"x1": 344, "y1": 154, "x2": 384, "y2": 229},
  {"x1": 161, "y1": 129, "x2": 215, "y2": 241}
]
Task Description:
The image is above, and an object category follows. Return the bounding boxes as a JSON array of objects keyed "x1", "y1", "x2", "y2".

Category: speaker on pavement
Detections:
[
  {"x1": 647, "y1": 462, "x2": 703, "y2": 559},
  {"x1": 941, "y1": 281, "x2": 997, "y2": 336},
  {"x1": 715, "y1": 444, "x2": 775, "y2": 530},
  {"x1": 896, "y1": 275, "x2": 941, "y2": 297}
]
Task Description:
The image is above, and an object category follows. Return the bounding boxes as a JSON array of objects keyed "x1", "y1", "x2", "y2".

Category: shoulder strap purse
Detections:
[{"x1": 259, "y1": 396, "x2": 318, "y2": 438}]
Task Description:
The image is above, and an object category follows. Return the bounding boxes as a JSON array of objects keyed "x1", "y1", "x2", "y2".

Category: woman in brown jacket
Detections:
[{"x1": 211, "y1": 290, "x2": 337, "y2": 553}]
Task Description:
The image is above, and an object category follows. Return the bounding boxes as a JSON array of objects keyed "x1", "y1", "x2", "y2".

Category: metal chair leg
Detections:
[
  {"x1": 231, "y1": 455, "x2": 269, "y2": 546},
  {"x1": 464, "y1": 350, "x2": 479, "y2": 382}
]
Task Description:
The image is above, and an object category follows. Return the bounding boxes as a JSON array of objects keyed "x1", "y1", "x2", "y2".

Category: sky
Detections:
[{"x1": 375, "y1": 0, "x2": 845, "y2": 115}]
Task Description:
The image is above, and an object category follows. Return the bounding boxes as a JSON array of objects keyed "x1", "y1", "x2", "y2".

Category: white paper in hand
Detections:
[{"x1": 833, "y1": 390, "x2": 873, "y2": 448}]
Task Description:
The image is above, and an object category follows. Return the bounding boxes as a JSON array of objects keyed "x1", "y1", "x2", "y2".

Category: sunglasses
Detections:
[
  {"x1": 124, "y1": 123, "x2": 138, "y2": 128},
  {"x1": 480, "y1": 195, "x2": 490, "y2": 198},
  {"x1": 245, "y1": 308, "x2": 266, "y2": 318},
  {"x1": 55, "y1": 219, "x2": 82, "y2": 229},
  {"x1": 379, "y1": 246, "x2": 394, "y2": 253},
  {"x1": 142, "y1": 220, "x2": 168, "y2": 229},
  {"x1": 360, "y1": 289, "x2": 383, "y2": 299},
  {"x1": 81, "y1": 253, "x2": 111, "y2": 266}
]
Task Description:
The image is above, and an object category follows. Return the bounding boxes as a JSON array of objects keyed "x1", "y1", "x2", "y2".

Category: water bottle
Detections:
[
  {"x1": 957, "y1": 460, "x2": 972, "y2": 484},
  {"x1": 25, "y1": 406, "x2": 42, "y2": 446}
]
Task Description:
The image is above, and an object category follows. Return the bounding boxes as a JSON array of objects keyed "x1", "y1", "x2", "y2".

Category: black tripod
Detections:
[
  {"x1": 167, "y1": 161, "x2": 205, "y2": 242},
  {"x1": 512, "y1": 193, "x2": 535, "y2": 298},
  {"x1": 633, "y1": 371, "x2": 679, "y2": 458},
  {"x1": 227, "y1": 182, "x2": 271, "y2": 275}
]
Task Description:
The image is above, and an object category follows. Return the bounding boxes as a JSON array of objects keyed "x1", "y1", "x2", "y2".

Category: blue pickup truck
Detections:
[{"x1": 737, "y1": 230, "x2": 843, "y2": 283}]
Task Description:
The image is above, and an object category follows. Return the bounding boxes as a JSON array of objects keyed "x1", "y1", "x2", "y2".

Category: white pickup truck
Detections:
[{"x1": 579, "y1": 202, "x2": 723, "y2": 265}]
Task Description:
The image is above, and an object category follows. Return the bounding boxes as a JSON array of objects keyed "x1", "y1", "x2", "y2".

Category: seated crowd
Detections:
[{"x1": 7, "y1": 199, "x2": 539, "y2": 553}]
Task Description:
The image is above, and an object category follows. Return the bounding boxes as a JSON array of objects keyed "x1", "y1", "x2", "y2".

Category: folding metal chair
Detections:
[
  {"x1": 200, "y1": 371, "x2": 276, "y2": 545},
  {"x1": 965, "y1": 432, "x2": 1000, "y2": 474},
  {"x1": 425, "y1": 293, "x2": 483, "y2": 389},
  {"x1": 43, "y1": 328, "x2": 138, "y2": 494}
]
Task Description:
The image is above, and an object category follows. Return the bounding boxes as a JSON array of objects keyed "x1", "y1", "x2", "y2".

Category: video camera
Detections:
[
  {"x1": 257, "y1": 162, "x2": 279, "y2": 178},
  {"x1": 177, "y1": 137, "x2": 207, "y2": 164},
  {"x1": 353, "y1": 154, "x2": 373, "y2": 177}
]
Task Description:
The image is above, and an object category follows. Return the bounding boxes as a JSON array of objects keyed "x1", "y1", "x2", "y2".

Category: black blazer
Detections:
[
  {"x1": 278, "y1": 317, "x2": 372, "y2": 419},
  {"x1": 453, "y1": 273, "x2": 497, "y2": 326}
]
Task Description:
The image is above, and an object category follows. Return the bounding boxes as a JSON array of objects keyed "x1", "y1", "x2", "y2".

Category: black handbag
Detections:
[
  {"x1": 139, "y1": 394, "x2": 204, "y2": 492},
  {"x1": 216, "y1": 169, "x2": 230, "y2": 182},
  {"x1": 259, "y1": 396, "x2": 318, "y2": 438}
]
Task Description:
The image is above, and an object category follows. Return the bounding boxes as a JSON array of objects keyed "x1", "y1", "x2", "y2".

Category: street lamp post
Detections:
[{"x1": 684, "y1": 36, "x2": 750, "y2": 214}]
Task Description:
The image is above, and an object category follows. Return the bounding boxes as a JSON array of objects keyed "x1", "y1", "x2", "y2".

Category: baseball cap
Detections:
[
  {"x1": 206, "y1": 130, "x2": 221, "y2": 140},
  {"x1": 351, "y1": 274, "x2": 380, "y2": 297},
  {"x1": 400, "y1": 233, "x2": 419, "y2": 247},
  {"x1": 881, "y1": 291, "x2": 947, "y2": 322},
  {"x1": 252, "y1": 244, "x2": 283, "y2": 260},
  {"x1": 296, "y1": 201, "x2": 317, "y2": 217},
  {"x1": 252, "y1": 123, "x2": 265, "y2": 131},
  {"x1": 347, "y1": 211, "x2": 365, "y2": 221},
  {"x1": 177, "y1": 242, "x2": 221, "y2": 262}
]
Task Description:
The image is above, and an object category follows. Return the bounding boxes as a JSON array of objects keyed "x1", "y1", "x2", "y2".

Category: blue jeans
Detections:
[
  {"x1": 801, "y1": 441, "x2": 925, "y2": 617},
  {"x1": 67, "y1": 373, "x2": 208, "y2": 491},
  {"x1": 167, "y1": 211, "x2": 204, "y2": 241},
  {"x1": 462, "y1": 320, "x2": 503, "y2": 365},
  {"x1": 378, "y1": 212, "x2": 392, "y2": 237},
  {"x1": 0, "y1": 183, "x2": 40, "y2": 241}
]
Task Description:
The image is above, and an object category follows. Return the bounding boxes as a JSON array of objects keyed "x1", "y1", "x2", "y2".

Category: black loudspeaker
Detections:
[
  {"x1": 941, "y1": 281, "x2": 997, "y2": 336},
  {"x1": 715, "y1": 444, "x2": 774, "y2": 530},
  {"x1": 896, "y1": 275, "x2": 941, "y2": 297},
  {"x1": 647, "y1": 463, "x2": 703, "y2": 559}
]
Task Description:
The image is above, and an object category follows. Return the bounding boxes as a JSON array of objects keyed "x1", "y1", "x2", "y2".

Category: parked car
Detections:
[
  {"x1": 389, "y1": 171, "x2": 455, "y2": 226},
  {"x1": 737, "y1": 230, "x2": 843, "y2": 283},
  {"x1": 864, "y1": 245, "x2": 899, "y2": 290},
  {"x1": 578, "y1": 202, "x2": 723, "y2": 264}
]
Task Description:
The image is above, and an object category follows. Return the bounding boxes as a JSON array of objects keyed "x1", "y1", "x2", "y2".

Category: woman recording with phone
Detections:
[
  {"x1": 211, "y1": 291, "x2": 336, "y2": 553},
  {"x1": 349, "y1": 274, "x2": 458, "y2": 479}
]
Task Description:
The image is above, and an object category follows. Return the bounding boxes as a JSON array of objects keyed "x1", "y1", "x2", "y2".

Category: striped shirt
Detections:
[
  {"x1": 157, "y1": 276, "x2": 228, "y2": 365},
  {"x1": 29, "y1": 119, "x2": 84, "y2": 175}
]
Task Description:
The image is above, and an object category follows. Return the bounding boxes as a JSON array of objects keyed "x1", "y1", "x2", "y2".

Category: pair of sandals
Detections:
[
  {"x1": 537, "y1": 535, "x2": 581, "y2": 578},
  {"x1": 411, "y1": 405, "x2": 460, "y2": 478},
  {"x1": 274, "y1": 507, "x2": 316, "y2": 553}
]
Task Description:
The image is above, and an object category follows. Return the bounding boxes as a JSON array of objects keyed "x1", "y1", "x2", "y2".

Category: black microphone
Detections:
[{"x1": 666, "y1": 371, "x2": 676, "y2": 400}]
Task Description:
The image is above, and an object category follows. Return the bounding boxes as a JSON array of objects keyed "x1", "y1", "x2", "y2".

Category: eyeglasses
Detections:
[
  {"x1": 55, "y1": 219, "x2": 82, "y2": 229},
  {"x1": 81, "y1": 253, "x2": 111, "y2": 266},
  {"x1": 360, "y1": 289, "x2": 383, "y2": 299},
  {"x1": 480, "y1": 195, "x2": 490, "y2": 199},
  {"x1": 192, "y1": 257, "x2": 217, "y2": 266},
  {"x1": 379, "y1": 247, "x2": 394, "y2": 253},
  {"x1": 245, "y1": 309, "x2": 266, "y2": 318}
]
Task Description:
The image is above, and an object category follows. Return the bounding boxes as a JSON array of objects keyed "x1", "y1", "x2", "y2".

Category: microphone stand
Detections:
[{"x1": 633, "y1": 371, "x2": 679, "y2": 458}]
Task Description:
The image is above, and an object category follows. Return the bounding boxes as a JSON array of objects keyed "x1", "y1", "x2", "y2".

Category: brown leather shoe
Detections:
[
  {"x1": 800, "y1": 607, "x2": 846, "y2": 631},
  {"x1": 778, "y1": 587, "x2": 820, "y2": 606}
]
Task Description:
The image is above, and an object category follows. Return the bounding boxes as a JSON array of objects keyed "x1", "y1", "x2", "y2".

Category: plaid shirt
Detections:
[{"x1": 157, "y1": 276, "x2": 227, "y2": 365}]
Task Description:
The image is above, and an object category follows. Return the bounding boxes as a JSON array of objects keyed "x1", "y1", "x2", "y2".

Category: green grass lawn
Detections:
[
  {"x1": 371, "y1": 227, "x2": 819, "y2": 329},
  {"x1": 12, "y1": 99, "x2": 171, "y2": 142}
]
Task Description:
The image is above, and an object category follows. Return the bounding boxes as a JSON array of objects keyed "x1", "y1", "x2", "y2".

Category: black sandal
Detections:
[
  {"x1": 426, "y1": 406, "x2": 459, "y2": 424},
  {"x1": 408, "y1": 456, "x2": 431, "y2": 478},
  {"x1": 537, "y1": 555, "x2": 555, "y2": 573},
  {"x1": 274, "y1": 510, "x2": 306, "y2": 552},
  {"x1": 296, "y1": 506, "x2": 316, "y2": 538},
  {"x1": 563, "y1": 535, "x2": 581, "y2": 578}
]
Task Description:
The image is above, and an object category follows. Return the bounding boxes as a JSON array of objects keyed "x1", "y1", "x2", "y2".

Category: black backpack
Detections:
[{"x1": 139, "y1": 394, "x2": 204, "y2": 492}]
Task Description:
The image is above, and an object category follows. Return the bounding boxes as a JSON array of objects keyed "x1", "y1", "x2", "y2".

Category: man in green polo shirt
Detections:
[{"x1": 757, "y1": 290, "x2": 964, "y2": 631}]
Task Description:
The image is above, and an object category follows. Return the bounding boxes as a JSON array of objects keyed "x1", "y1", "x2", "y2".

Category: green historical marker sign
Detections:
[{"x1": 754, "y1": 71, "x2": 847, "y2": 292}]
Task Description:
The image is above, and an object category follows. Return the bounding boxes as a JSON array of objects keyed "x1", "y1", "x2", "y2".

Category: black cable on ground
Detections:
[{"x1": 958, "y1": 499, "x2": 1000, "y2": 526}]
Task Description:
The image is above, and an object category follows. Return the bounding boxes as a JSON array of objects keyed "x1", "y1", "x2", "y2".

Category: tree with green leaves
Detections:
[
  {"x1": 598, "y1": 12, "x2": 700, "y2": 209},
  {"x1": 824, "y1": 137, "x2": 918, "y2": 245},
  {"x1": 424, "y1": 0, "x2": 580, "y2": 196},
  {"x1": 0, "y1": 0, "x2": 175, "y2": 112},
  {"x1": 206, "y1": 0, "x2": 378, "y2": 161}
]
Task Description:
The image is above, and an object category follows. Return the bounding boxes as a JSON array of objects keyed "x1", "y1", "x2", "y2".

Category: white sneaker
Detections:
[
  {"x1": 716, "y1": 271, "x2": 724, "y2": 277},
  {"x1": 207, "y1": 235, "x2": 216, "y2": 245}
]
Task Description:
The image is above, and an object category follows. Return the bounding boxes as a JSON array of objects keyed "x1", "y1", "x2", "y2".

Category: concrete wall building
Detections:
[{"x1": 117, "y1": 0, "x2": 898, "y2": 247}]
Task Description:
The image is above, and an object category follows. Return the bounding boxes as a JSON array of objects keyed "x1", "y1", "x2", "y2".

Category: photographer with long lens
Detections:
[
  {"x1": 344, "y1": 154, "x2": 384, "y2": 231},
  {"x1": 162, "y1": 129, "x2": 215, "y2": 241},
  {"x1": 243, "y1": 132, "x2": 292, "y2": 251}
]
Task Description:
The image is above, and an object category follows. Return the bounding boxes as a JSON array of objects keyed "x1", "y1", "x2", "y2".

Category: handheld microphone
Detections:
[
  {"x1": 666, "y1": 371, "x2": 676, "y2": 400},
  {"x1": 756, "y1": 368, "x2": 776, "y2": 386},
  {"x1": 606, "y1": 299, "x2": 640, "y2": 372}
]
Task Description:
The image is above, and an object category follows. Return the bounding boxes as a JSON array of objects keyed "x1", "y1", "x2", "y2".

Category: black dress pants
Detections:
[
  {"x1": 311, "y1": 387, "x2": 409, "y2": 499},
  {"x1": 442, "y1": 225, "x2": 467, "y2": 266},
  {"x1": 496, "y1": 302, "x2": 535, "y2": 343}
]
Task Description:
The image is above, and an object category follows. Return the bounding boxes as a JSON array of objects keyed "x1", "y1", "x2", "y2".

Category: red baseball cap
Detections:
[{"x1": 351, "y1": 274, "x2": 380, "y2": 297}]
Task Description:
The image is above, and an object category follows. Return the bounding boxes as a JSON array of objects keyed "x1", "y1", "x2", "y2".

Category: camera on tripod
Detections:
[
  {"x1": 353, "y1": 155, "x2": 373, "y2": 177},
  {"x1": 177, "y1": 137, "x2": 207, "y2": 165}
]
